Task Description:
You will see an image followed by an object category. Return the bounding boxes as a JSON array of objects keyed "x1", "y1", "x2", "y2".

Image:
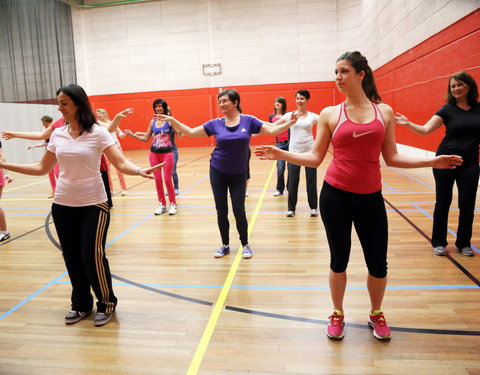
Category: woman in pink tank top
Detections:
[{"x1": 256, "y1": 51, "x2": 463, "y2": 341}]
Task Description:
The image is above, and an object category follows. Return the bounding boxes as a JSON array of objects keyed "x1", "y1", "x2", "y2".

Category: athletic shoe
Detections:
[
  {"x1": 245, "y1": 191, "x2": 249, "y2": 197},
  {"x1": 121, "y1": 190, "x2": 127, "y2": 196},
  {"x1": 310, "y1": 209, "x2": 319, "y2": 217},
  {"x1": 94, "y1": 311, "x2": 115, "y2": 327},
  {"x1": 65, "y1": 310, "x2": 91, "y2": 324},
  {"x1": 214, "y1": 245, "x2": 230, "y2": 258},
  {"x1": 326, "y1": 310, "x2": 345, "y2": 340},
  {"x1": 273, "y1": 190, "x2": 283, "y2": 196},
  {"x1": 286, "y1": 211, "x2": 295, "y2": 217},
  {"x1": 168, "y1": 203, "x2": 177, "y2": 215},
  {"x1": 368, "y1": 310, "x2": 391, "y2": 340},
  {"x1": 0, "y1": 232, "x2": 10, "y2": 242},
  {"x1": 242, "y1": 245, "x2": 253, "y2": 259},
  {"x1": 48, "y1": 192, "x2": 54, "y2": 198},
  {"x1": 174, "y1": 189, "x2": 180, "y2": 195},
  {"x1": 433, "y1": 246, "x2": 446, "y2": 256},
  {"x1": 154, "y1": 204, "x2": 167, "y2": 215},
  {"x1": 458, "y1": 247, "x2": 474, "y2": 257}
]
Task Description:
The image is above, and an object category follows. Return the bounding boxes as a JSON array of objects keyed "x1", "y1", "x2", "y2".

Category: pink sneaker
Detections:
[
  {"x1": 326, "y1": 310, "x2": 345, "y2": 340},
  {"x1": 368, "y1": 310, "x2": 391, "y2": 340}
]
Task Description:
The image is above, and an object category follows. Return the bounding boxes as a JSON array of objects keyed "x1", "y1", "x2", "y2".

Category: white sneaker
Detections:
[
  {"x1": 121, "y1": 190, "x2": 127, "y2": 196},
  {"x1": 273, "y1": 190, "x2": 283, "y2": 196},
  {"x1": 174, "y1": 189, "x2": 180, "y2": 195},
  {"x1": 154, "y1": 204, "x2": 167, "y2": 215},
  {"x1": 0, "y1": 232, "x2": 10, "y2": 242},
  {"x1": 286, "y1": 211, "x2": 295, "y2": 217},
  {"x1": 245, "y1": 191, "x2": 249, "y2": 197},
  {"x1": 310, "y1": 209, "x2": 319, "y2": 217},
  {"x1": 169, "y1": 203, "x2": 177, "y2": 215}
]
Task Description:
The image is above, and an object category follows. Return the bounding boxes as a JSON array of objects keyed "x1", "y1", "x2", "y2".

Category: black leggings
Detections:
[
  {"x1": 320, "y1": 182, "x2": 388, "y2": 278},
  {"x1": 52, "y1": 202, "x2": 117, "y2": 313},
  {"x1": 432, "y1": 162, "x2": 479, "y2": 249},
  {"x1": 209, "y1": 166, "x2": 248, "y2": 246}
]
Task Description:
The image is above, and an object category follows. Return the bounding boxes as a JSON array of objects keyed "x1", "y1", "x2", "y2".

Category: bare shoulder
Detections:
[
  {"x1": 377, "y1": 102, "x2": 394, "y2": 117},
  {"x1": 319, "y1": 104, "x2": 341, "y2": 125}
]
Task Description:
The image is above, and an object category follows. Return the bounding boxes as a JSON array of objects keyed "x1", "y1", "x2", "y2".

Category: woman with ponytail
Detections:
[{"x1": 256, "y1": 51, "x2": 463, "y2": 341}]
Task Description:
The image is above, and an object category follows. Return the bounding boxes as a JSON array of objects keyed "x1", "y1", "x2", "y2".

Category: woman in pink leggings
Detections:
[{"x1": 124, "y1": 99, "x2": 177, "y2": 215}]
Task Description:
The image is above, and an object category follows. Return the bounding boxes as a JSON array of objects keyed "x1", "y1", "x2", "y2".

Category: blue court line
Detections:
[
  {"x1": 52, "y1": 281, "x2": 478, "y2": 290},
  {"x1": 390, "y1": 167, "x2": 435, "y2": 189},
  {"x1": 0, "y1": 174, "x2": 211, "y2": 321},
  {"x1": 409, "y1": 202, "x2": 479, "y2": 253},
  {"x1": 380, "y1": 181, "x2": 398, "y2": 193},
  {"x1": 0, "y1": 272, "x2": 68, "y2": 320}
]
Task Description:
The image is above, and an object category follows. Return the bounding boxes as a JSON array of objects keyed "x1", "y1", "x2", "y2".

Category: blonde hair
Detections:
[{"x1": 96, "y1": 108, "x2": 110, "y2": 121}]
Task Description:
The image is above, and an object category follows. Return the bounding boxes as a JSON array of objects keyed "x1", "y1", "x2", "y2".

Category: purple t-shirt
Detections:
[{"x1": 203, "y1": 114, "x2": 263, "y2": 174}]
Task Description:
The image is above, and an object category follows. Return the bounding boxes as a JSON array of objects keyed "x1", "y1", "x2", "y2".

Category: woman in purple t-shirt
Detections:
[{"x1": 159, "y1": 89, "x2": 298, "y2": 259}]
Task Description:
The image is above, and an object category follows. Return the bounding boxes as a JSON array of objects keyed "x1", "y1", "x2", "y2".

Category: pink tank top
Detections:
[{"x1": 324, "y1": 102, "x2": 385, "y2": 194}]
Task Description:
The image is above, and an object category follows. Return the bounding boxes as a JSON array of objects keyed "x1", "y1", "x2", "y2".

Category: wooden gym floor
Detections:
[{"x1": 0, "y1": 147, "x2": 479, "y2": 375}]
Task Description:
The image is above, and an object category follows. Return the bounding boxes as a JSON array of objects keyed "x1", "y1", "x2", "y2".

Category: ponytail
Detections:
[{"x1": 337, "y1": 51, "x2": 382, "y2": 103}]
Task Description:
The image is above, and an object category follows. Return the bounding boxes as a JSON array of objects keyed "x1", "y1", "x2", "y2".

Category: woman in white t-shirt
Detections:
[
  {"x1": 273, "y1": 90, "x2": 319, "y2": 217},
  {"x1": 0, "y1": 84, "x2": 163, "y2": 327}
]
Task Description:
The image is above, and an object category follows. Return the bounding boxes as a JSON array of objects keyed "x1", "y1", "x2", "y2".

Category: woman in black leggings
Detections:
[{"x1": 396, "y1": 71, "x2": 479, "y2": 257}]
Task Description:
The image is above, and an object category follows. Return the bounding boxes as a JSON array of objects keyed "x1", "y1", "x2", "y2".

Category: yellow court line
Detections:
[{"x1": 186, "y1": 161, "x2": 276, "y2": 375}]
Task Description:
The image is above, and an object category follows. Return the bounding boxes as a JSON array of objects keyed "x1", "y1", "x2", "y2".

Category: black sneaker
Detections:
[
  {"x1": 65, "y1": 310, "x2": 91, "y2": 324},
  {"x1": 94, "y1": 311, "x2": 115, "y2": 326}
]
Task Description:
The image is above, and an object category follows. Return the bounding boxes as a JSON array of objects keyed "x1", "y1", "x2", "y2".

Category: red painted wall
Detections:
[
  {"x1": 89, "y1": 10, "x2": 479, "y2": 153},
  {"x1": 89, "y1": 83, "x2": 337, "y2": 150},
  {"x1": 375, "y1": 10, "x2": 479, "y2": 152}
]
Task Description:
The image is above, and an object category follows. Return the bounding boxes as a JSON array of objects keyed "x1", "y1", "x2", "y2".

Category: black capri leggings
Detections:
[
  {"x1": 320, "y1": 181, "x2": 388, "y2": 278},
  {"x1": 209, "y1": 166, "x2": 249, "y2": 246}
]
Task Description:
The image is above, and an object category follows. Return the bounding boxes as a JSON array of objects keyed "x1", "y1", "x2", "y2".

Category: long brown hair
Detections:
[
  {"x1": 446, "y1": 71, "x2": 478, "y2": 106},
  {"x1": 337, "y1": 51, "x2": 382, "y2": 104}
]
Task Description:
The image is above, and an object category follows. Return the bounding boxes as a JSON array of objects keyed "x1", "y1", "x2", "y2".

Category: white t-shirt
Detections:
[
  {"x1": 282, "y1": 111, "x2": 319, "y2": 153},
  {"x1": 47, "y1": 124, "x2": 115, "y2": 207}
]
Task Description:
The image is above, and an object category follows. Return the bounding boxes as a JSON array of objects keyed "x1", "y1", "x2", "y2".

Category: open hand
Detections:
[
  {"x1": 394, "y1": 112, "x2": 409, "y2": 126},
  {"x1": 1, "y1": 131, "x2": 15, "y2": 140},
  {"x1": 433, "y1": 155, "x2": 463, "y2": 169},
  {"x1": 138, "y1": 162, "x2": 165, "y2": 178},
  {"x1": 254, "y1": 145, "x2": 282, "y2": 160}
]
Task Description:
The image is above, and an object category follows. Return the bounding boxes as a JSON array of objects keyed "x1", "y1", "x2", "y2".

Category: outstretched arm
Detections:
[
  {"x1": 98, "y1": 108, "x2": 134, "y2": 133},
  {"x1": 259, "y1": 112, "x2": 298, "y2": 136},
  {"x1": 255, "y1": 107, "x2": 332, "y2": 168},
  {"x1": 157, "y1": 115, "x2": 207, "y2": 137},
  {"x1": 28, "y1": 142, "x2": 48, "y2": 150},
  {"x1": 0, "y1": 150, "x2": 57, "y2": 175},
  {"x1": 123, "y1": 122, "x2": 153, "y2": 142},
  {"x1": 383, "y1": 105, "x2": 462, "y2": 168},
  {"x1": 2, "y1": 125, "x2": 54, "y2": 141},
  {"x1": 103, "y1": 144, "x2": 163, "y2": 178},
  {"x1": 394, "y1": 112, "x2": 443, "y2": 135}
]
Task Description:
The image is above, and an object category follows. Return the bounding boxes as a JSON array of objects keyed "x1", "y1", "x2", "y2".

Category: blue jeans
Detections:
[
  {"x1": 275, "y1": 141, "x2": 289, "y2": 193},
  {"x1": 172, "y1": 147, "x2": 179, "y2": 190}
]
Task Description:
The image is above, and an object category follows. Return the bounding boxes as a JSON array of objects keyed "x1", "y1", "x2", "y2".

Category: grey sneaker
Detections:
[
  {"x1": 458, "y1": 247, "x2": 474, "y2": 257},
  {"x1": 214, "y1": 245, "x2": 230, "y2": 258},
  {"x1": 94, "y1": 311, "x2": 115, "y2": 326},
  {"x1": 65, "y1": 310, "x2": 91, "y2": 324},
  {"x1": 433, "y1": 246, "x2": 446, "y2": 256},
  {"x1": 242, "y1": 245, "x2": 253, "y2": 259},
  {"x1": 286, "y1": 211, "x2": 295, "y2": 217}
]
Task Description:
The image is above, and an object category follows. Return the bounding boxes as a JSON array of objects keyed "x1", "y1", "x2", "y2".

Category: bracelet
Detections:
[{"x1": 136, "y1": 167, "x2": 141, "y2": 175}]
